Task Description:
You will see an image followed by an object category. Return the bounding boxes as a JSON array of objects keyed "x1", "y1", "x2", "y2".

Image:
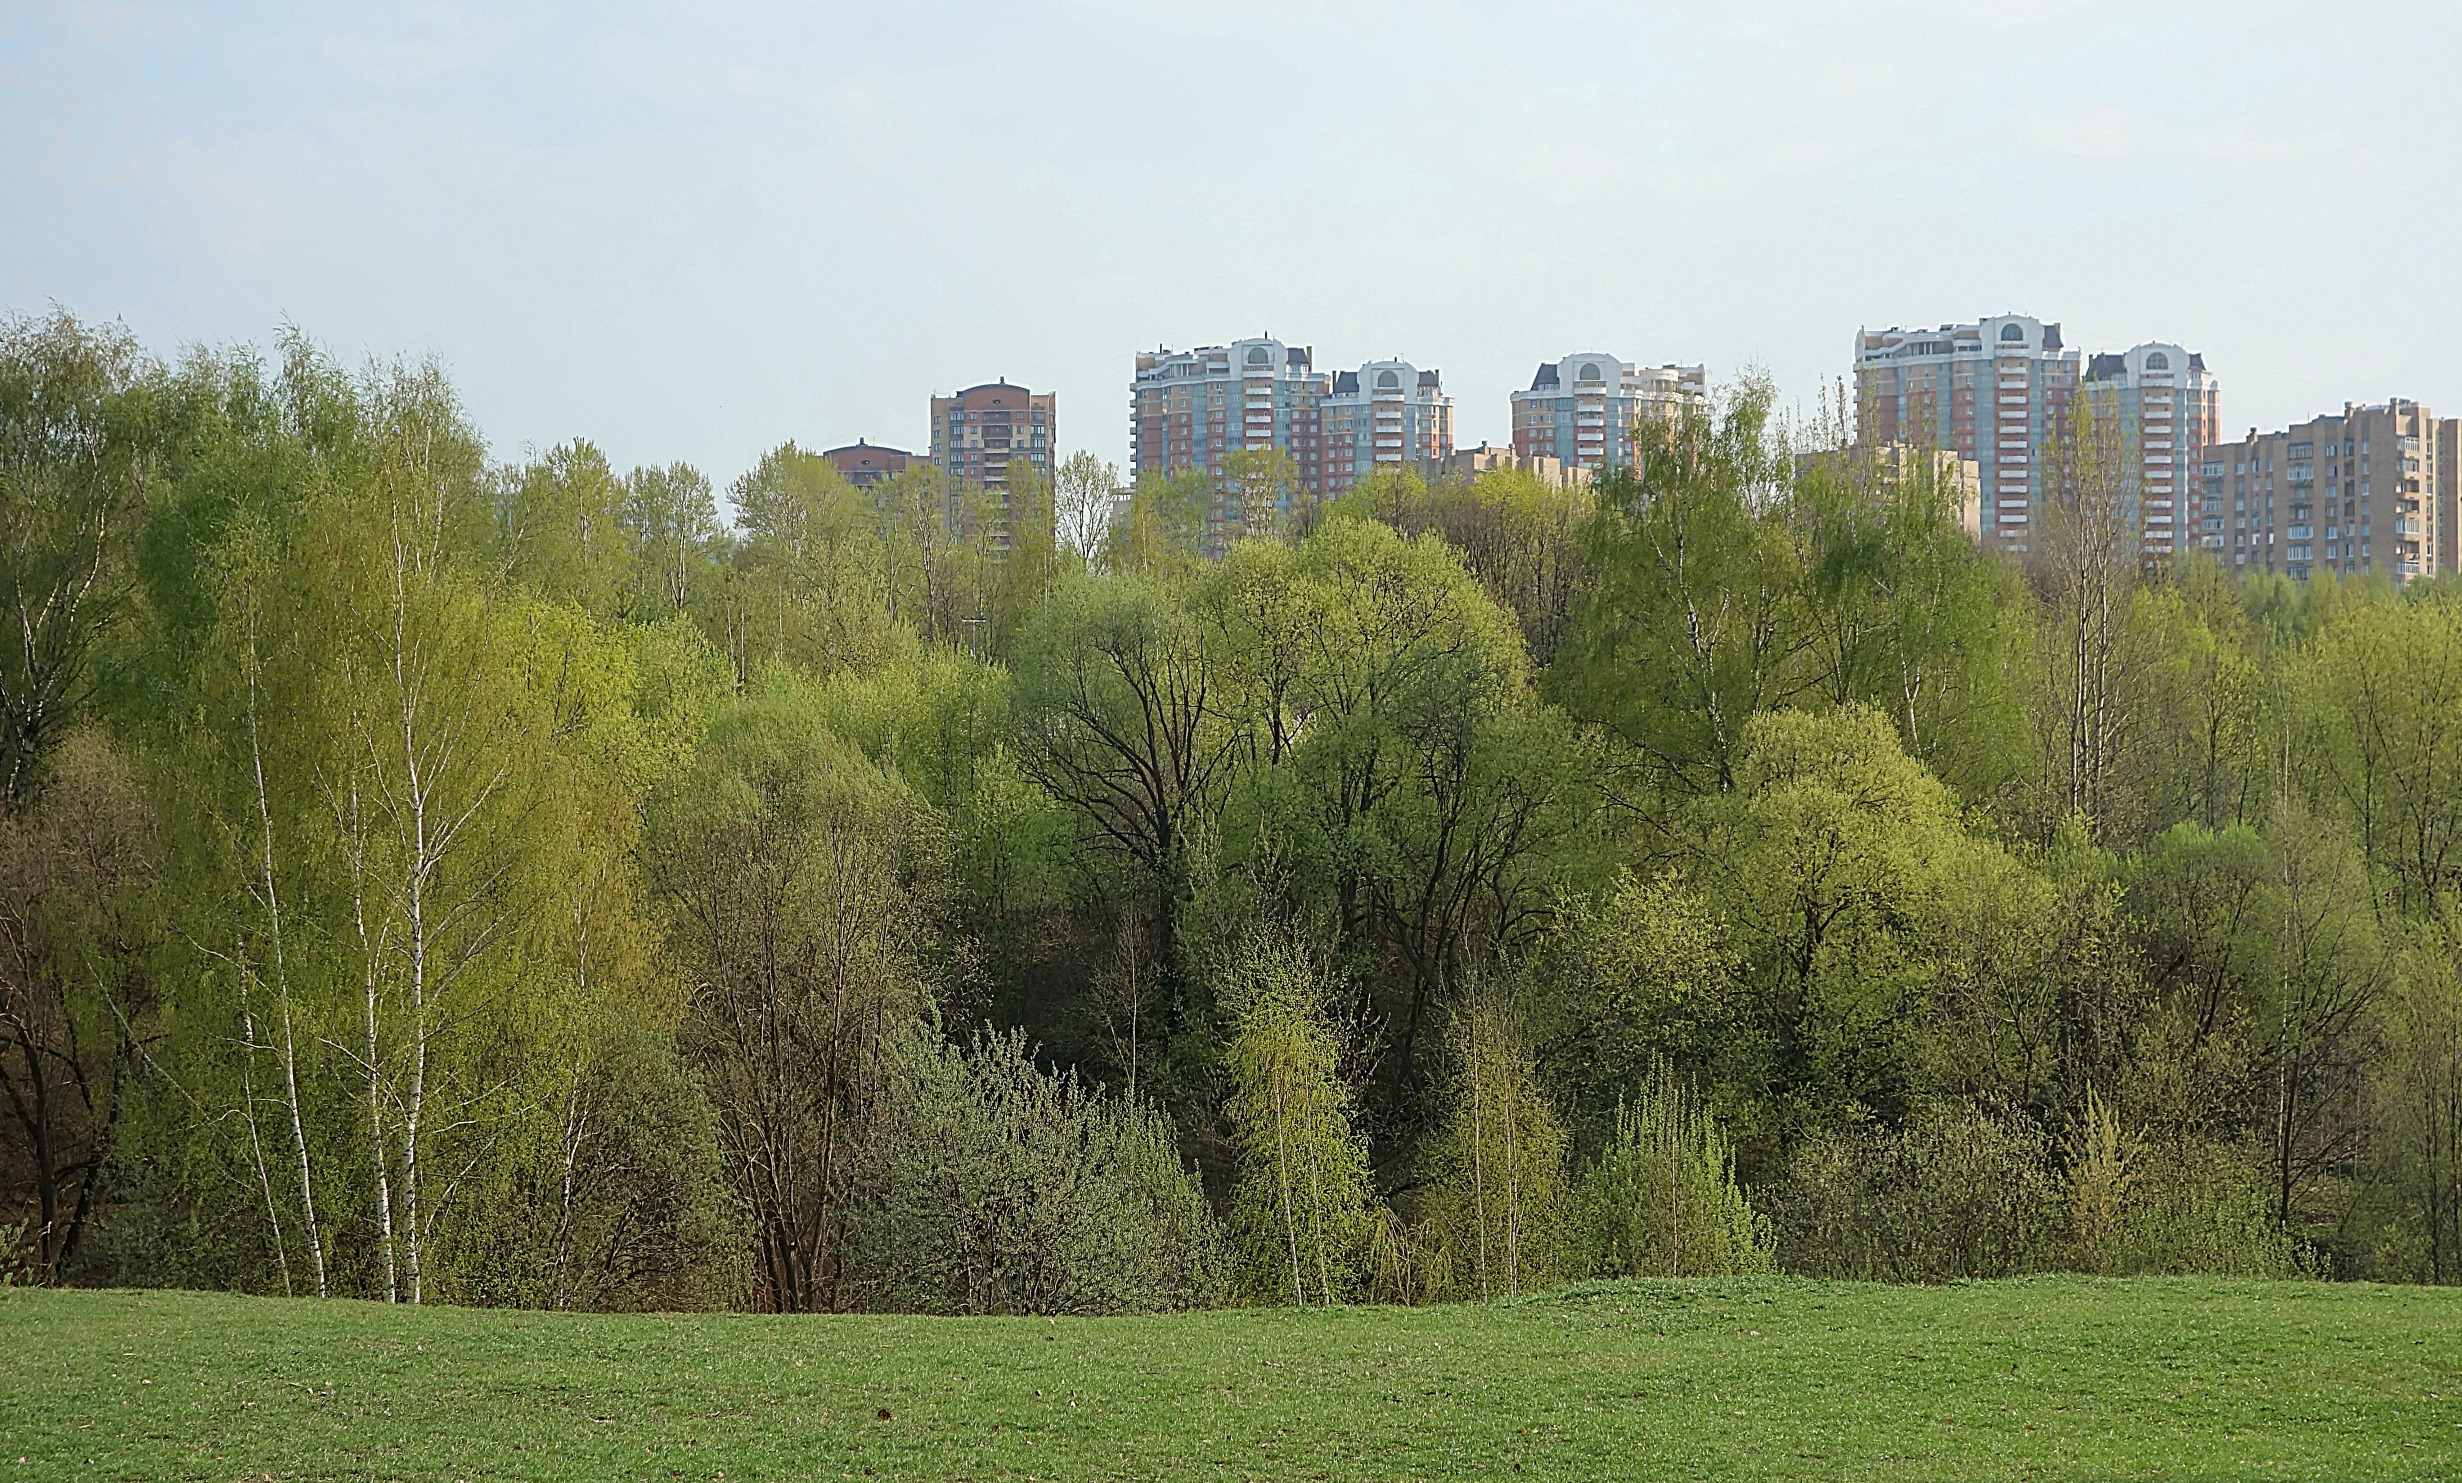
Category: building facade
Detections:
[
  {"x1": 1126, "y1": 341, "x2": 1454, "y2": 508},
  {"x1": 1130, "y1": 338, "x2": 1328, "y2": 495},
  {"x1": 1318, "y1": 361, "x2": 1453, "y2": 492},
  {"x1": 821, "y1": 440, "x2": 911, "y2": 489},
  {"x1": 1510, "y1": 355, "x2": 1705, "y2": 471},
  {"x1": 1424, "y1": 442, "x2": 1586, "y2": 489},
  {"x1": 1856, "y1": 315, "x2": 2218, "y2": 559},
  {"x1": 929, "y1": 380, "x2": 1055, "y2": 490},
  {"x1": 2198, "y1": 400, "x2": 2455, "y2": 584},
  {"x1": 1855, "y1": 316, "x2": 2079, "y2": 553},
  {"x1": 2082, "y1": 344, "x2": 2221, "y2": 562}
]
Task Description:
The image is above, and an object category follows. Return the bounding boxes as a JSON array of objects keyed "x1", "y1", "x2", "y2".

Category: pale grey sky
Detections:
[{"x1": 6, "y1": 1, "x2": 2456, "y2": 489}]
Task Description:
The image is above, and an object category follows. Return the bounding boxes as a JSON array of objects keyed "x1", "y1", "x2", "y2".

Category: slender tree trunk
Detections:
[
  {"x1": 234, "y1": 979, "x2": 293, "y2": 1296},
  {"x1": 247, "y1": 633, "x2": 325, "y2": 1297},
  {"x1": 347, "y1": 781, "x2": 400, "y2": 1304},
  {"x1": 1273, "y1": 1074, "x2": 1303, "y2": 1307},
  {"x1": 1468, "y1": 1028, "x2": 1490, "y2": 1301}
]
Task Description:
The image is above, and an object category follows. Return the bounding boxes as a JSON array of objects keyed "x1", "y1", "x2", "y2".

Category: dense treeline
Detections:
[{"x1": 4, "y1": 309, "x2": 2460, "y2": 1311}]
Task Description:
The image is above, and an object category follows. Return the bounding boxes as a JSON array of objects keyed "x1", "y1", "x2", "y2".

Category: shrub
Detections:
[
  {"x1": 1772, "y1": 1102, "x2": 2066, "y2": 1280},
  {"x1": 444, "y1": 1026, "x2": 745, "y2": 1312},
  {"x1": 2103, "y1": 1139, "x2": 2302, "y2": 1277},
  {"x1": 2060, "y1": 1090, "x2": 2299, "y2": 1278},
  {"x1": 847, "y1": 1019, "x2": 1226, "y2": 1315},
  {"x1": 1577, "y1": 1067, "x2": 1770, "y2": 1279}
]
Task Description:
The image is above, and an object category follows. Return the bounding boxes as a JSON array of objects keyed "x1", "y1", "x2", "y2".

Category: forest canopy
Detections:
[{"x1": 4, "y1": 308, "x2": 2459, "y2": 1310}]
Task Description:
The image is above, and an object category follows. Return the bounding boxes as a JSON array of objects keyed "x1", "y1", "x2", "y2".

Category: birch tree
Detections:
[{"x1": 1220, "y1": 933, "x2": 1378, "y2": 1306}]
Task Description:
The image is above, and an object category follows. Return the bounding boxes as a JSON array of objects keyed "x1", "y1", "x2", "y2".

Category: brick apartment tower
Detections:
[
  {"x1": 1855, "y1": 316, "x2": 2079, "y2": 554},
  {"x1": 929, "y1": 380, "x2": 1055, "y2": 492},
  {"x1": 1316, "y1": 361, "x2": 1453, "y2": 493},
  {"x1": 821, "y1": 440, "x2": 911, "y2": 489},
  {"x1": 1511, "y1": 354, "x2": 1705, "y2": 472},
  {"x1": 1856, "y1": 315, "x2": 2217, "y2": 559},
  {"x1": 1130, "y1": 338, "x2": 1329, "y2": 496},
  {"x1": 2084, "y1": 343, "x2": 2222, "y2": 562}
]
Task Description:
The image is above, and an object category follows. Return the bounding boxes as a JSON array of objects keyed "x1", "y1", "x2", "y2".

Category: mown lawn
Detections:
[{"x1": 2, "y1": 1277, "x2": 2458, "y2": 1481}]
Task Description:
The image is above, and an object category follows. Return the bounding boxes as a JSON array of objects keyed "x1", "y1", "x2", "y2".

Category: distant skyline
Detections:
[{"x1": 7, "y1": 1, "x2": 2457, "y2": 492}]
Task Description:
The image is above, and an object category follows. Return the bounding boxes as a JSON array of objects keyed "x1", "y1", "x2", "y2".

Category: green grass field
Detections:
[{"x1": 3, "y1": 1278, "x2": 2459, "y2": 1481}]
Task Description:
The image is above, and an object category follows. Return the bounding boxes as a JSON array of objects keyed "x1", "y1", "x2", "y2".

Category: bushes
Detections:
[
  {"x1": 1772, "y1": 1103, "x2": 2068, "y2": 1280},
  {"x1": 847, "y1": 1019, "x2": 1225, "y2": 1316},
  {"x1": 1770, "y1": 1097, "x2": 2302, "y2": 1282},
  {"x1": 2097, "y1": 1140, "x2": 2301, "y2": 1278},
  {"x1": 1577, "y1": 1069, "x2": 1771, "y2": 1279}
]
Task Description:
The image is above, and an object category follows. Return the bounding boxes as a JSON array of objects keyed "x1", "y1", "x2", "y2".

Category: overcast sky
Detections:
[{"x1": 7, "y1": 1, "x2": 2458, "y2": 490}]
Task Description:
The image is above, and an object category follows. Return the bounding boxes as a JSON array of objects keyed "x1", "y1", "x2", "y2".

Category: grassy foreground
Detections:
[{"x1": 2, "y1": 1279, "x2": 2460, "y2": 1481}]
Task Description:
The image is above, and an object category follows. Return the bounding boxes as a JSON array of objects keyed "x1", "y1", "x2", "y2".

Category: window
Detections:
[
  {"x1": 1376, "y1": 370, "x2": 1400, "y2": 390},
  {"x1": 1246, "y1": 346, "x2": 1271, "y2": 366},
  {"x1": 1580, "y1": 362, "x2": 1600, "y2": 381},
  {"x1": 1999, "y1": 324, "x2": 2025, "y2": 342},
  {"x1": 2145, "y1": 351, "x2": 2170, "y2": 371}
]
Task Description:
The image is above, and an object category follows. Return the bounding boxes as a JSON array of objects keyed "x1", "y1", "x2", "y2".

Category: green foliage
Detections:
[
  {"x1": 2299, "y1": 590, "x2": 2462, "y2": 913},
  {"x1": 1209, "y1": 517, "x2": 1589, "y2": 1100},
  {"x1": 1793, "y1": 437, "x2": 2028, "y2": 798},
  {"x1": 647, "y1": 684, "x2": 941, "y2": 1313},
  {"x1": 24, "y1": 307, "x2": 2462, "y2": 1315},
  {"x1": 1102, "y1": 470, "x2": 1206, "y2": 579},
  {"x1": 1220, "y1": 933, "x2": 1380, "y2": 1306},
  {"x1": 0, "y1": 310, "x2": 158, "y2": 805},
  {"x1": 1417, "y1": 996, "x2": 1572, "y2": 1300},
  {"x1": 1575, "y1": 1066, "x2": 1772, "y2": 1279},
  {"x1": 1707, "y1": 705, "x2": 1987, "y2": 1122},
  {"x1": 849, "y1": 1019, "x2": 1225, "y2": 1315},
  {"x1": 441, "y1": 1023, "x2": 745, "y2": 1312},
  {"x1": 1335, "y1": 465, "x2": 1590, "y2": 666},
  {"x1": 2367, "y1": 909, "x2": 2462, "y2": 1282},
  {"x1": 1011, "y1": 571, "x2": 1244, "y2": 1017},
  {"x1": 1520, "y1": 872, "x2": 1739, "y2": 1152},
  {"x1": 497, "y1": 440, "x2": 636, "y2": 620},
  {"x1": 1772, "y1": 1103, "x2": 2069, "y2": 1280},
  {"x1": 0, "y1": 730, "x2": 158, "y2": 1283},
  {"x1": 1552, "y1": 378, "x2": 1802, "y2": 797}
]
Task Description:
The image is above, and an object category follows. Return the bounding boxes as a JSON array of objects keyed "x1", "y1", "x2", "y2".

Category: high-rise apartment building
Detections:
[
  {"x1": 2083, "y1": 344, "x2": 2221, "y2": 561},
  {"x1": 929, "y1": 380, "x2": 1055, "y2": 490},
  {"x1": 1319, "y1": 361, "x2": 1453, "y2": 492},
  {"x1": 2198, "y1": 400, "x2": 2455, "y2": 584},
  {"x1": 1856, "y1": 315, "x2": 2219, "y2": 560},
  {"x1": 1127, "y1": 341, "x2": 1453, "y2": 507},
  {"x1": 1855, "y1": 316, "x2": 2079, "y2": 552},
  {"x1": 1130, "y1": 338, "x2": 1327, "y2": 495},
  {"x1": 1510, "y1": 354, "x2": 1705, "y2": 471},
  {"x1": 822, "y1": 440, "x2": 911, "y2": 489}
]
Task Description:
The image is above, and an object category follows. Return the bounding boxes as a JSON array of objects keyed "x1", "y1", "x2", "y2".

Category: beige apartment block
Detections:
[
  {"x1": 1799, "y1": 444, "x2": 1984, "y2": 542},
  {"x1": 2443, "y1": 420, "x2": 2461, "y2": 575},
  {"x1": 2198, "y1": 399, "x2": 2453, "y2": 583},
  {"x1": 1422, "y1": 441, "x2": 1588, "y2": 488}
]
